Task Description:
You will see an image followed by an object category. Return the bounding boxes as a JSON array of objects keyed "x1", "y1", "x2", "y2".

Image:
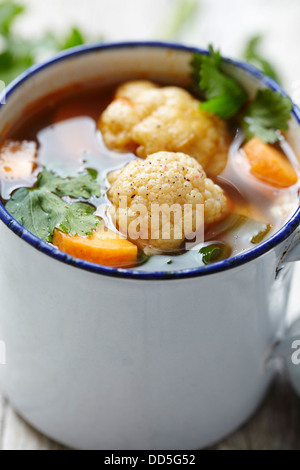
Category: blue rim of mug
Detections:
[{"x1": 0, "y1": 41, "x2": 299, "y2": 281}]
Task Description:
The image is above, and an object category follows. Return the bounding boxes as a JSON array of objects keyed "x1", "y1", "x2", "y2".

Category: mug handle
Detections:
[
  {"x1": 283, "y1": 237, "x2": 300, "y2": 263},
  {"x1": 268, "y1": 319, "x2": 300, "y2": 397},
  {"x1": 267, "y1": 237, "x2": 300, "y2": 396}
]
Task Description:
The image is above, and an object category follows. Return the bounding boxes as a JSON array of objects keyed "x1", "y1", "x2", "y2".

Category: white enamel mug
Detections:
[{"x1": 0, "y1": 42, "x2": 300, "y2": 450}]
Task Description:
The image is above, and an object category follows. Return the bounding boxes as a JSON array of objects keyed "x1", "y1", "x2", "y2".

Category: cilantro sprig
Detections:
[
  {"x1": 243, "y1": 89, "x2": 292, "y2": 143},
  {"x1": 37, "y1": 168, "x2": 101, "y2": 199},
  {"x1": 191, "y1": 45, "x2": 293, "y2": 143},
  {"x1": 191, "y1": 45, "x2": 248, "y2": 119},
  {"x1": 6, "y1": 168, "x2": 101, "y2": 242}
]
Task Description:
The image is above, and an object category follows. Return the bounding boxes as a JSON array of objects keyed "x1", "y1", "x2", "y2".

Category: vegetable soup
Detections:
[{"x1": 1, "y1": 48, "x2": 299, "y2": 271}]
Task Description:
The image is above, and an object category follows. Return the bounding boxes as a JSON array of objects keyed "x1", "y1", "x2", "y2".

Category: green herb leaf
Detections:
[
  {"x1": 191, "y1": 46, "x2": 221, "y2": 89},
  {"x1": 192, "y1": 45, "x2": 248, "y2": 119},
  {"x1": 163, "y1": 0, "x2": 198, "y2": 40},
  {"x1": 199, "y1": 243, "x2": 231, "y2": 265},
  {"x1": 138, "y1": 250, "x2": 150, "y2": 266},
  {"x1": 191, "y1": 46, "x2": 293, "y2": 143},
  {"x1": 243, "y1": 35, "x2": 281, "y2": 84},
  {"x1": 190, "y1": 52, "x2": 203, "y2": 87},
  {"x1": 37, "y1": 168, "x2": 101, "y2": 199},
  {"x1": 0, "y1": 1, "x2": 103, "y2": 84},
  {"x1": 0, "y1": 35, "x2": 35, "y2": 84},
  {"x1": 0, "y1": 1, "x2": 24, "y2": 36},
  {"x1": 86, "y1": 168, "x2": 99, "y2": 180},
  {"x1": 0, "y1": 2, "x2": 36, "y2": 84},
  {"x1": 6, "y1": 169, "x2": 101, "y2": 242},
  {"x1": 251, "y1": 223, "x2": 272, "y2": 244},
  {"x1": 243, "y1": 89, "x2": 293, "y2": 143},
  {"x1": 200, "y1": 245, "x2": 222, "y2": 265},
  {"x1": 59, "y1": 27, "x2": 85, "y2": 50},
  {"x1": 6, "y1": 187, "x2": 54, "y2": 242},
  {"x1": 46, "y1": 197, "x2": 99, "y2": 238}
]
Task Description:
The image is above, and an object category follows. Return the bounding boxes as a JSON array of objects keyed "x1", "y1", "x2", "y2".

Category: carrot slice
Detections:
[
  {"x1": 53, "y1": 223, "x2": 138, "y2": 268},
  {"x1": 243, "y1": 137, "x2": 298, "y2": 188}
]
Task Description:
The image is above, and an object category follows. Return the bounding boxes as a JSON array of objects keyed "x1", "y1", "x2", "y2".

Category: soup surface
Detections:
[{"x1": 1, "y1": 78, "x2": 299, "y2": 272}]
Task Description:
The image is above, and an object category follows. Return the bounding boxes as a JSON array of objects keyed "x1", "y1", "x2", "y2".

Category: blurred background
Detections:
[{"x1": 1, "y1": 0, "x2": 299, "y2": 97}]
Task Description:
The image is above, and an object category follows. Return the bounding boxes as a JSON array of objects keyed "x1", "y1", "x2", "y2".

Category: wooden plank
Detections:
[
  {"x1": 211, "y1": 375, "x2": 300, "y2": 450},
  {"x1": 0, "y1": 393, "x2": 7, "y2": 449},
  {"x1": 0, "y1": 402, "x2": 65, "y2": 450}
]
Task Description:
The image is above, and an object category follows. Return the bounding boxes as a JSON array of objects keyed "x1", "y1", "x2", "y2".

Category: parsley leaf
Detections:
[
  {"x1": 193, "y1": 45, "x2": 248, "y2": 119},
  {"x1": 0, "y1": 2, "x2": 35, "y2": 83},
  {"x1": 6, "y1": 169, "x2": 101, "y2": 242},
  {"x1": 243, "y1": 89, "x2": 293, "y2": 143},
  {"x1": 37, "y1": 168, "x2": 101, "y2": 199},
  {"x1": 191, "y1": 46, "x2": 293, "y2": 143},
  {"x1": 190, "y1": 52, "x2": 203, "y2": 87},
  {"x1": 38, "y1": 192, "x2": 99, "y2": 238},
  {"x1": 0, "y1": 1, "x2": 102, "y2": 85},
  {"x1": 243, "y1": 35, "x2": 281, "y2": 84},
  {"x1": 199, "y1": 243, "x2": 231, "y2": 265},
  {"x1": 0, "y1": 36, "x2": 35, "y2": 84},
  {"x1": 0, "y1": 1, "x2": 24, "y2": 36},
  {"x1": 59, "y1": 27, "x2": 85, "y2": 50},
  {"x1": 7, "y1": 187, "x2": 54, "y2": 242}
]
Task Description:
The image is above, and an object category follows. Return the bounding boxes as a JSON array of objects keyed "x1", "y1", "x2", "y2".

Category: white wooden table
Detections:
[{"x1": 1, "y1": 0, "x2": 300, "y2": 450}]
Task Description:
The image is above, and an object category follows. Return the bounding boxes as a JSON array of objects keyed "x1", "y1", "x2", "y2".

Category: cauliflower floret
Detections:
[
  {"x1": 115, "y1": 80, "x2": 159, "y2": 100},
  {"x1": 107, "y1": 151, "x2": 227, "y2": 254},
  {"x1": 99, "y1": 81, "x2": 230, "y2": 177}
]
